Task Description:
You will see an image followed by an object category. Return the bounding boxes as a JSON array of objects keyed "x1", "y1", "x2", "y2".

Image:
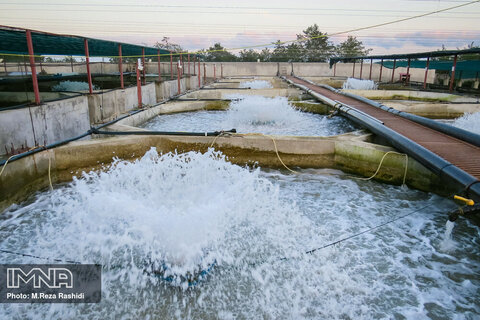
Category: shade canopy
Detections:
[{"x1": 0, "y1": 25, "x2": 174, "y2": 58}]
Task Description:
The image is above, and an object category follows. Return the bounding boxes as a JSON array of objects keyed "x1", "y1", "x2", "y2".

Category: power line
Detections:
[
  {"x1": 0, "y1": 2, "x2": 477, "y2": 14},
  {"x1": 2, "y1": 0, "x2": 478, "y2": 58}
]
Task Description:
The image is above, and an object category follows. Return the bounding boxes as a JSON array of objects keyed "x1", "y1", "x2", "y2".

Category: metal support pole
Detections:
[
  {"x1": 170, "y1": 52, "x2": 173, "y2": 80},
  {"x1": 180, "y1": 54, "x2": 183, "y2": 77},
  {"x1": 352, "y1": 61, "x2": 355, "y2": 78},
  {"x1": 141, "y1": 48, "x2": 146, "y2": 85},
  {"x1": 369, "y1": 59, "x2": 373, "y2": 80},
  {"x1": 193, "y1": 55, "x2": 196, "y2": 75},
  {"x1": 198, "y1": 58, "x2": 201, "y2": 87},
  {"x1": 423, "y1": 57, "x2": 430, "y2": 90},
  {"x1": 360, "y1": 59, "x2": 363, "y2": 79},
  {"x1": 203, "y1": 63, "x2": 206, "y2": 83},
  {"x1": 187, "y1": 54, "x2": 190, "y2": 75},
  {"x1": 177, "y1": 61, "x2": 181, "y2": 95},
  {"x1": 406, "y1": 58, "x2": 411, "y2": 85},
  {"x1": 84, "y1": 38, "x2": 93, "y2": 94},
  {"x1": 391, "y1": 59, "x2": 396, "y2": 83},
  {"x1": 333, "y1": 63, "x2": 336, "y2": 77},
  {"x1": 449, "y1": 54, "x2": 458, "y2": 92},
  {"x1": 26, "y1": 30, "x2": 40, "y2": 105},
  {"x1": 136, "y1": 60, "x2": 142, "y2": 108},
  {"x1": 119, "y1": 44, "x2": 124, "y2": 89},
  {"x1": 157, "y1": 49, "x2": 161, "y2": 82},
  {"x1": 379, "y1": 59, "x2": 383, "y2": 82}
]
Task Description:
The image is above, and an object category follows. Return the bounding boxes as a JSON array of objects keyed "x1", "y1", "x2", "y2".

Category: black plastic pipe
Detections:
[
  {"x1": 91, "y1": 128, "x2": 236, "y2": 136},
  {"x1": 338, "y1": 90, "x2": 480, "y2": 148},
  {"x1": 282, "y1": 76, "x2": 480, "y2": 201}
]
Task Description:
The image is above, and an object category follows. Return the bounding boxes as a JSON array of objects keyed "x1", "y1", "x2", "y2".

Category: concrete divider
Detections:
[
  {"x1": 0, "y1": 76, "x2": 205, "y2": 156},
  {"x1": 0, "y1": 95, "x2": 90, "y2": 154},
  {"x1": 0, "y1": 132, "x2": 447, "y2": 211}
]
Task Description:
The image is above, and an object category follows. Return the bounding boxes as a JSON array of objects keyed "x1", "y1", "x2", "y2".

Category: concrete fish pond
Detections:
[{"x1": 1, "y1": 77, "x2": 479, "y2": 319}]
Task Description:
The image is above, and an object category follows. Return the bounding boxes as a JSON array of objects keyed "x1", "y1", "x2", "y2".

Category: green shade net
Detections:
[{"x1": 0, "y1": 27, "x2": 172, "y2": 57}]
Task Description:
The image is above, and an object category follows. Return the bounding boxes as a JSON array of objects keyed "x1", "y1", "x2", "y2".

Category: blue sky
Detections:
[{"x1": 0, "y1": 0, "x2": 479, "y2": 55}]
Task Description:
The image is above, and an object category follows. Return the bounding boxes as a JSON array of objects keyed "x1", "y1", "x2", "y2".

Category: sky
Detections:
[{"x1": 0, "y1": 0, "x2": 479, "y2": 55}]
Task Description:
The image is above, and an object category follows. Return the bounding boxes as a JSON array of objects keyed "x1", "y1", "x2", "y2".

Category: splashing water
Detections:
[
  {"x1": 452, "y1": 112, "x2": 480, "y2": 135},
  {"x1": 1, "y1": 149, "x2": 479, "y2": 319},
  {"x1": 440, "y1": 220, "x2": 456, "y2": 251},
  {"x1": 342, "y1": 78, "x2": 378, "y2": 90},
  {"x1": 143, "y1": 95, "x2": 356, "y2": 136},
  {"x1": 239, "y1": 80, "x2": 273, "y2": 89}
]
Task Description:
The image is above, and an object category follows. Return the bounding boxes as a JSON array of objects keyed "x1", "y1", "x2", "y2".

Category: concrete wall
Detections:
[
  {"x1": 0, "y1": 133, "x2": 448, "y2": 211},
  {"x1": 0, "y1": 75, "x2": 203, "y2": 156},
  {"x1": 88, "y1": 83, "x2": 156, "y2": 124},
  {"x1": 0, "y1": 95, "x2": 90, "y2": 153},
  {"x1": 3, "y1": 61, "x2": 437, "y2": 84},
  {"x1": 194, "y1": 62, "x2": 435, "y2": 84}
]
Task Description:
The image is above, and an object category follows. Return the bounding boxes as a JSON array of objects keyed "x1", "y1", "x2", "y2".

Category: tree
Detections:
[
  {"x1": 259, "y1": 48, "x2": 272, "y2": 62},
  {"x1": 202, "y1": 43, "x2": 237, "y2": 62},
  {"x1": 336, "y1": 36, "x2": 372, "y2": 58},
  {"x1": 270, "y1": 41, "x2": 289, "y2": 62},
  {"x1": 238, "y1": 49, "x2": 260, "y2": 62},
  {"x1": 270, "y1": 41, "x2": 303, "y2": 62},
  {"x1": 154, "y1": 37, "x2": 183, "y2": 53},
  {"x1": 298, "y1": 24, "x2": 335, "y2": 62}
]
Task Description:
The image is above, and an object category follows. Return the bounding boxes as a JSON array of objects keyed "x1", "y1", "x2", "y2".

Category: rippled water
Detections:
[
  {"x1": 452, "y1": 112, "x2": 480, "y2": 135},
  {"x1": 239, "y1": 80, "x2": 273, "y2": 89},
  {"x1": 1, "y1": 148, "x2": 479, "y2": 319},
  {"x1": 143, "y1": 95, "x2": 356, "y2": 136}
]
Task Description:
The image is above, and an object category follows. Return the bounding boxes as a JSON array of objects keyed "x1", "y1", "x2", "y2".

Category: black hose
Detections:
[
  {"x1": 200, "y1": 87, "x2": 250, "y2": 90},
  {"x1": 91, "y1": 128, "x2": 236, "y2": 136}
]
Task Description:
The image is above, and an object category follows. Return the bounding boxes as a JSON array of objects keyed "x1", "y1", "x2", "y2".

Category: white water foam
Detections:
[
  {"x1": 440, "y1": 220, "x2": 456, "y2": 251},
  {"x1": 452, "y1": 112, "x2": 480, "y2": 135},
  {"x1": 1, "y1": 150, "x2": 479, "y2": 319},
  {"x1": 342, "y1": 78, "x2": 378, "y2": 90},
  {"x1": 143, "y1": 95, "x2": 355, "y2": 136},
  {"x1": 239, "y1": 80, "x2": 273, "y2": 89}
]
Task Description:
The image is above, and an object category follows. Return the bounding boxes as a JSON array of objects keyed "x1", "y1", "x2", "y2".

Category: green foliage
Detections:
[
  {"x1": 299, "y1": 24, "x2": 335, "y2": 62},
  {"x1": 202, "y1": 43, "x2": 238, "y2": 62},
  {"x1": 434, "y1": 43, "x2": 480, "y2": 61},
  {"x1": 238, "y1": 49, "x2": 260, "y2": 62},
  {"x1": 234, "y1": 24, "x2": 370, "y2": 62},
  {"x1": 336, "y1": 36, "x2": 372, "y2": 58}
]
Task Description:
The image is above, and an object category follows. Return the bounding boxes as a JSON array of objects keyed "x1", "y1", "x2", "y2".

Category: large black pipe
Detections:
[
  {"x1": 338, "y1": 90, "x2": 480, "y2": 148},
  {"x1": 282, "y1": 76, "x2": 480, "y2": 201}
]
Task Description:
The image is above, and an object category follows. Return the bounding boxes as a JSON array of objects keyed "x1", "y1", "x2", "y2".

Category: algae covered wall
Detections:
[{"x1": 0, "y1": 133, "x2": 448, "y2": 212}]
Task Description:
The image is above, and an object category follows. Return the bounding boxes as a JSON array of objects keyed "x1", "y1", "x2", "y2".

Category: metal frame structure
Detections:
[{"x1": 330, "y1": 48, "x2": 480, "y2": 92}]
